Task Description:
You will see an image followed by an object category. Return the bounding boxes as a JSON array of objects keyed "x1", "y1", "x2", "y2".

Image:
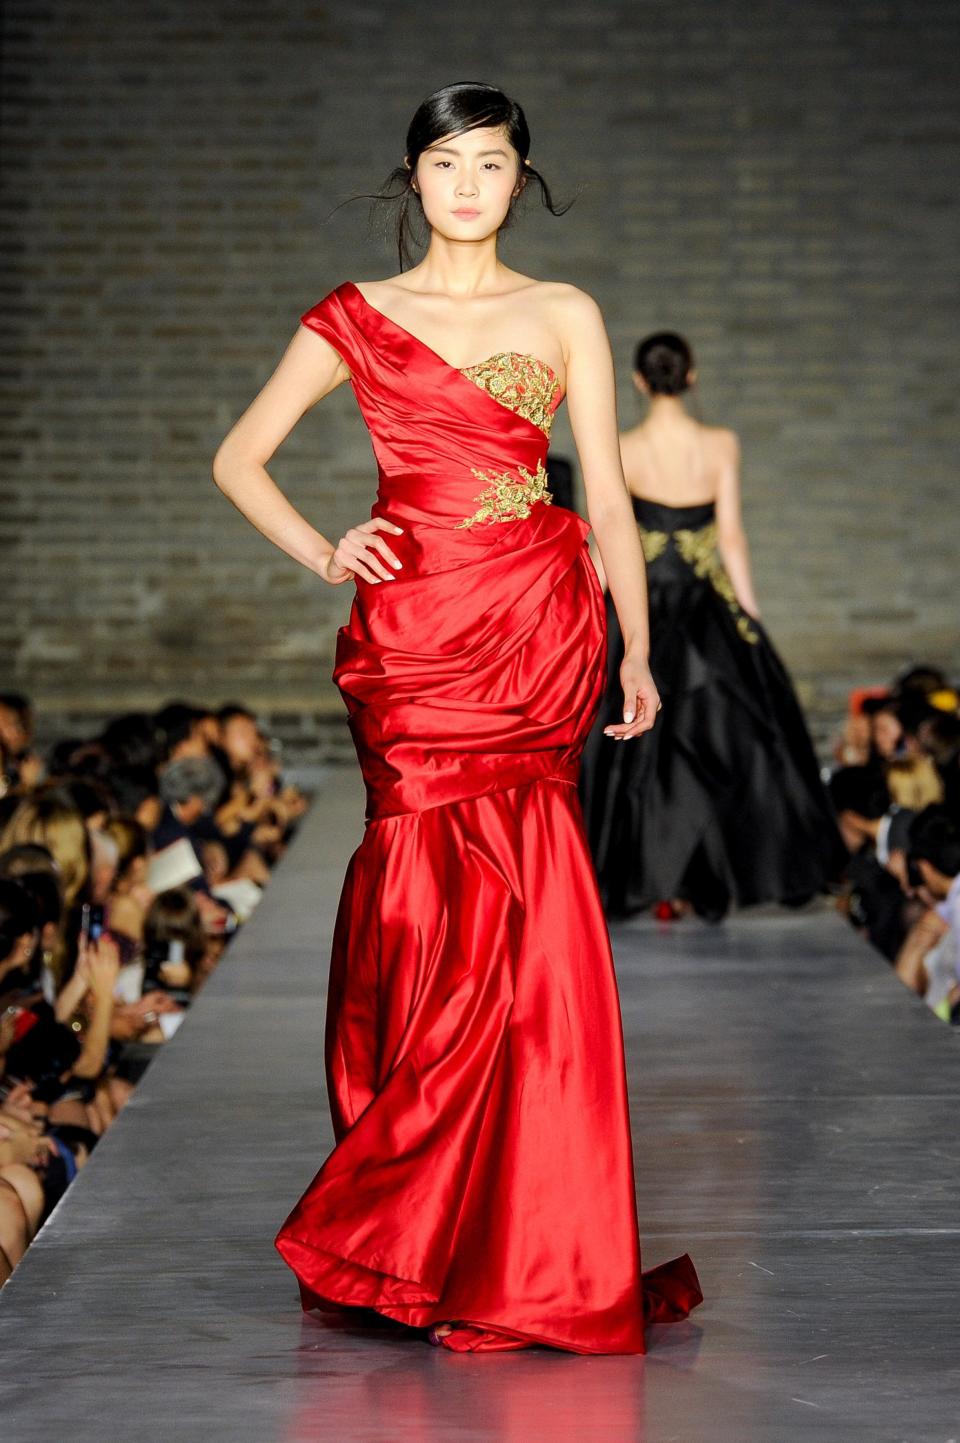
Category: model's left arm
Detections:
[{"x1": 561, "y1": 288, "x2": 659, "y2": 739}]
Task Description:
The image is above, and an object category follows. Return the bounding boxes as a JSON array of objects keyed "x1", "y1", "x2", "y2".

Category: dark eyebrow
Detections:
[{"x1": 427, "y1": 145, "x2": 511, "y2": 159}]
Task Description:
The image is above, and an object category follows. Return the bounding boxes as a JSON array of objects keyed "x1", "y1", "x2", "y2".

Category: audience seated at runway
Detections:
[
  {"x1": 0, "y1": 695, "x2": 309, "y2": 1284},
  {"x1": 829, "y1": 665, "x2": 960, "y2": 1022},
  {"x1": 2, "y1": 664, "x2": 956, "y2": 1281}
]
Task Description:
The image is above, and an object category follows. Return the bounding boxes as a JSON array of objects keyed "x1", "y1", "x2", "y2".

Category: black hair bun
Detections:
[{"x1": 634, "y1": 331, "x2": 693, "y2": 395}]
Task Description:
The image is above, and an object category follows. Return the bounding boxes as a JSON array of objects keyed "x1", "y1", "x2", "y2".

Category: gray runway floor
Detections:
[{"x1": 2, "y1": 768, "x2": 958, "y2": 1442}]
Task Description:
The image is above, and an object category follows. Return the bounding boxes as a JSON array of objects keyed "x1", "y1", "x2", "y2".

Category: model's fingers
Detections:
[
  {"x1": 341, "y1": 541, "x2": 389, "y2": 581},
  {"x1": 358, "y1": 547, "x2": 395, "y2": 581},
  {"x1": 603, "y1": 716, "x2": 655, "y2": 740},
  {"x1": 345, "y1": 528, "x2": 395, "y2": 580},
  {"x1": 368, "y1": 517, "x2": 404, "y2": 535},
  {"x1": 347, "y1": 559, "x2": 380, "y2": 584},
  {"x1": 636, "y1": 682, "x2": 661, "y2": 718},
  {"x1": 369, "y1": 535, "x2": 403, "y2": 570}
]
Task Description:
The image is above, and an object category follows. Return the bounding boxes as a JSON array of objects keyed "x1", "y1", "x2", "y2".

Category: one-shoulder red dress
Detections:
[{"x1": 274, "y1": 281, "x2": 702, "y2": 1353}]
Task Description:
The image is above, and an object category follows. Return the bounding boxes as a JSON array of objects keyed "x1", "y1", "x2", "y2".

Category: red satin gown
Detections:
[{"x1": 274, "y1": 280, "x2": 702, "y2": 1353}]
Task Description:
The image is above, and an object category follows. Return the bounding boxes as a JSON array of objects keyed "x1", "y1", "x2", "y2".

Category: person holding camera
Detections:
[{"x1": 893, "y1": 807, "x2": 960, "y2": 1018}]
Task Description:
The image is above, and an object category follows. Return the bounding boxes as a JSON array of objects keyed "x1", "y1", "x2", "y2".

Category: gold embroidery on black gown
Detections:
[
  {"x1": 638, "y1": 519, "x2": 758, "y2": 644},
  {"x1": 458, "y1": 352, "x2": 561, "y2": 438},
  {"x1": 673, "y1": 521, "x2": 759, "y2": 644},
  {"x1": 455, "y1": 353, "x2": 559, "y2": 528},
  {"x1": 637, "y1": 527, "x2": 669, "y2": 564}
]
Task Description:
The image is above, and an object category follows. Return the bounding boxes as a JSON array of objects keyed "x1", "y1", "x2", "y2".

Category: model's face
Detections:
[{"x1": 413, "y1": 125, "x2": 523, "y2": 242}]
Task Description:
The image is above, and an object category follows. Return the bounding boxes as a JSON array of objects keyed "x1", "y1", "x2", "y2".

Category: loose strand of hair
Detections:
[{"x1": 522, "y1": 163, "x2": 578, "y2": 218}]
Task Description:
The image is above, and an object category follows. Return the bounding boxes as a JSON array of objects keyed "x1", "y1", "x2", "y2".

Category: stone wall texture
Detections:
[{"x1": 2, "y1": 0, "x2": 958, "y2": 757}]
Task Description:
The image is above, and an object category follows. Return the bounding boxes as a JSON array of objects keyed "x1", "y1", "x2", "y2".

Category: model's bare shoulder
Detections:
[
  {"x1": 533, "y1": 282, "x2": 607, "y2": 359},
  {"x1": 351, "y1": 278, "x2": 393, "y2": 302},
  {"x1": 703, "y1": 424, "x2": 741, "y2": 460},
  {"x1": 535, "y1": 280, "x2": 604, "y2": 318}
]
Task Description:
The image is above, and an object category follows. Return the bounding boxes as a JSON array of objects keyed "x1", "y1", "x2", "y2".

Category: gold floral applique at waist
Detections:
[
  {"x1": 456, "y1": 459, "x2": 553, "y2": 529},
  {"x1": 638, "y1": 519, "x2": 759, "y2": 644}
]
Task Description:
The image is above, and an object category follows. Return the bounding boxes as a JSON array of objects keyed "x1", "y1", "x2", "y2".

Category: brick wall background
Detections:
[{"x1": 2, "y1": 0, "x2": 957, "y2": 761}]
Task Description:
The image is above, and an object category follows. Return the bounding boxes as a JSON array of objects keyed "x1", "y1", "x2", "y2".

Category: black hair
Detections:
[
  {"x1": 908, "y1": 806, "x2": 960, "y2": 877},
  {"x1": 144, "y1": 887, "x2": 207, "y2": 969},
  {"x1": 0, "y1": 876, "x2": 40, "y2": 961},
  {"x1": 337, "y1": 81, "x2": 572, "y2": 269},
  {"x1": 0, "y1": 862, "x2": 61, "y2": 984},
  {"x1": 155, "y1": 701, "x2": 203, "y2": 758},
  {"x1": 893, "y1": 664, "x2": 947, "y2": 698},
  {"x1": 0, "y1": 692, "x2": 31, "y2": 721},
  {"x1": 217, "y1": 703, "x2": 256, "y2": 726},
  {"x1": 895, "y1": 694, "x2": 937, "y2": 738},
  {"x1": 634, "y1": 332, "x2": 694, "y2": 396},
  {"x1": 99, "y1": 712, "x2": 163, "y2": 771},
  {"x1": 3, "y1": 868, "x2": 62, "y2": 931},
  {"x1": 42, "y1": 777, "x2": 113, "y2": 821},
  {"x1": 44, "y1": 737, "x2": 110, "y2": 781},
  {"x1": 105, "y1": 764, "x2": 159, "y2": 814},
  {"x1": 919, "y1": 712, "x2": 960, "y2": 766},
  {"x1": 827, "y1": 765, "x2": 890, "y2": 820}
]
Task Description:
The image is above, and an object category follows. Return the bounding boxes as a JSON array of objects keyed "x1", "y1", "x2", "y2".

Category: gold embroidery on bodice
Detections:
[
  {"x1": 637, "y1": 527, "x2": 669, "y2": 564},
  {"x1": 458, "y1": 352, "x2": 561, "y2": 437},
  {"x1": 456, "y1": 459, "x2": 553, "y2": 529},
  {"x1": 638, "y1": 519, "x2": 759, "y2": 644}
]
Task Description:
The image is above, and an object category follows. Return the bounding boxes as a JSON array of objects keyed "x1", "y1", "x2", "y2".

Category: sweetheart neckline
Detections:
[{"x1": 342, "y1": 281, "x2": 564, "y2": 401}]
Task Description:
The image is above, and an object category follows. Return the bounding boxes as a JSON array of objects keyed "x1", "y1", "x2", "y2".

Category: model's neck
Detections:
[
  {"x1": 646, "y1": 395, "x2": 688, "y2": 422},
  {"x1": 409, "y1": 238, "x2": 505, "y2": 297}
]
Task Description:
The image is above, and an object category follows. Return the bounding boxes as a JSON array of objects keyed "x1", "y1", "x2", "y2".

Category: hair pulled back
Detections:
[
  {"x1": 342, "y1": 81, "x2": 572, "y2": 269},
  {"x1": 634, "y1": 332, "x2": 694, "y2": 396},
  {"x1": 909, "y1": 805, "x2": 960, "y2": 878}
]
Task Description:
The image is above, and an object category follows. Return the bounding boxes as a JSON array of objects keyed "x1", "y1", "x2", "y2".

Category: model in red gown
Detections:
[{"x1": 274, "y1": 280, "x2": 702, "y2": 1353}]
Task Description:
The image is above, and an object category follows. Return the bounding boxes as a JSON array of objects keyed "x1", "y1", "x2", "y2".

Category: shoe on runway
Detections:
[{"x1": 427, "y1": 1322, "x2": 532, "y2": 1353}]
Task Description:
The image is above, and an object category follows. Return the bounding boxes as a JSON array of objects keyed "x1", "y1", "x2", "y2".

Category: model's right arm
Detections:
[
  {"x1": 212, "y1": 327, "x2": 402, "y2": 585},
  {"x1": 714, "y1": 431, "x2": 761, "y2": 619}
]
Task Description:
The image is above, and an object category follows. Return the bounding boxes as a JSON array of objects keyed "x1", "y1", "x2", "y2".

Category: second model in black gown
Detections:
[{"x1": 579, "y1": 496, "x2": 846, "y2": 920}]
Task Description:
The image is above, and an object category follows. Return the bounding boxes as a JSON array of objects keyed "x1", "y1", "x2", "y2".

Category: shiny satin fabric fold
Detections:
[
  {"x1": 276, "y1": 780, "x2": 703, "y2": 1353},
  {"x1": 274, "y1": 283, "x2": 703, "y2": 1353}
]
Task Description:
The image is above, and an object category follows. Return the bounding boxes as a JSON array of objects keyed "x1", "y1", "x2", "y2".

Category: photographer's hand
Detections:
[
  {"x1": 53, "y1": 951, "x2": 92, "y2": 1022},
  {"x1": 85, "y1": 934, "x2": 120, "y2": 997},
  {"x1": 70, "y1": 936, "x2": 120, "y2": 1079}
]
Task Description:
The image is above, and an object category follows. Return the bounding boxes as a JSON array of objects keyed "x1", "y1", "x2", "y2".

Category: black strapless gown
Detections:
[{"x1": 579, "y1": 497, "x2": 846, "y2": 920}]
